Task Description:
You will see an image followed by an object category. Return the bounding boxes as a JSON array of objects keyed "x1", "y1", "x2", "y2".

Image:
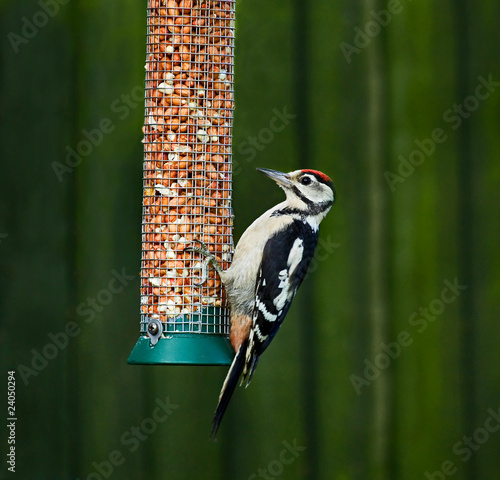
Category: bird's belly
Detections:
[
  {"x1": 222, "y1": 259, "x2": 260, "y2": 315},
  {"x1": 221, "y1": 209, "x2": 294, "y2": 316}
]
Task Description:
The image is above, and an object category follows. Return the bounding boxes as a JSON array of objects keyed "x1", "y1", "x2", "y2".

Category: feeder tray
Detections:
[{"x1": 128, "y1": 0, "x2": 236, "y2": 366}]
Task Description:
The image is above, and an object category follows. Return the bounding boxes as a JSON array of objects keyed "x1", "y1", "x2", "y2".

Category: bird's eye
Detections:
[{"x1": 300, "y1": 176, "x2": 312, "y2": 185}]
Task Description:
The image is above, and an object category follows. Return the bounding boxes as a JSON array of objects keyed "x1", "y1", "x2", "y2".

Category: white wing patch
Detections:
[
  {"x1": 254, "y1": 297, "x2": 278, "y2": 322},
  {"x1": 287, "y1": 238, "x2": 304, "y2": 272},
  {"x1": 273, "y1": 238, "x2": 304, "y2": 311},
  {"x1": 254, "y1": 324, "x2": 268, "y2": 342},
  {"x1": 278, "y1": 269, "x2": 287, "y2": 288}
]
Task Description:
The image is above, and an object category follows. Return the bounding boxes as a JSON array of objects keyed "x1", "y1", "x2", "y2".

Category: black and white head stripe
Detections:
[
  {"x1": 295, "y1": 170, "x2": 336, "y2": 205},
  {"x1": 301, "y1": 169, "x2": 336, "y2": 193},
  {"x1": 260, "y1": 168, "x2": 335, "y2": 206},
  {"x1": 265, "y1": 169, "x2": 335, "y2": 220}
]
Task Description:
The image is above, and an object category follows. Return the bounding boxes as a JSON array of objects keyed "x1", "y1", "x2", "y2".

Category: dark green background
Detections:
[{"x1": 1, "y1": 0, "x2": 499, "y2": 479}]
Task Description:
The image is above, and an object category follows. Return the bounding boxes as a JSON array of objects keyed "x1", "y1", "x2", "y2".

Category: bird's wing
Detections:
[{"x1": 242, "y1": 220, "x2": 318, "y2": 384}]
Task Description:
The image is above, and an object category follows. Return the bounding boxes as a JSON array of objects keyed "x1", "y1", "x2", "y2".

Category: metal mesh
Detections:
[{"x1": 140, "y1": 0, "x2": 235, "y2": 335}]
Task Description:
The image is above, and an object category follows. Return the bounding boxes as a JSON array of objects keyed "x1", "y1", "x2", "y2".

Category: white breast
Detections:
[{"x1": 221, "y1": 202, "x2": 293, "y2": 315}]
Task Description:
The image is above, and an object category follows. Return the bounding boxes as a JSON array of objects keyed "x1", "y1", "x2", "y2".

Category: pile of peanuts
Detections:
[{"x1": 140, "y1": 0, "x2": 235, "y2": 324}]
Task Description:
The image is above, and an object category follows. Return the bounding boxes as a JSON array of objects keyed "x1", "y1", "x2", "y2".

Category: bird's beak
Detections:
[{"x1": 256, "y1": 168, "x2": 292, "y2": 188}]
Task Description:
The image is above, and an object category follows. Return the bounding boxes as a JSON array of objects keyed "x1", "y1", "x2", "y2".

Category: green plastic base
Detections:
[{"x1": 127, "y1": 333, "x2": 234, "y2": 365}]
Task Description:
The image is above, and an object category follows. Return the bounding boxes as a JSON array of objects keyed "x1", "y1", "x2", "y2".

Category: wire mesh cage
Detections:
[{"x1": 128, "y1": 0, "x2": 236, "y2": 365}]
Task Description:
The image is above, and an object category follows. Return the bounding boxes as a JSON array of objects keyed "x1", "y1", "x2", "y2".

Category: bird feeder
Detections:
[{"x1": 128, "y1": 0, "x2": 236, "y2": 365}]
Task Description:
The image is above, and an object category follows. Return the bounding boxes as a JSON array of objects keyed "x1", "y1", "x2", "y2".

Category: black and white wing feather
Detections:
[{"x1": 242, "y1": 220, "x2": 318, "y2": 385}]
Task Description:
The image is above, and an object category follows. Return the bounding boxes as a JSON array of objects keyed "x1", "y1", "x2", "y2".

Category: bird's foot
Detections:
[{"x1": 185, "y1": 239, "x2": 224, "y2": 285}]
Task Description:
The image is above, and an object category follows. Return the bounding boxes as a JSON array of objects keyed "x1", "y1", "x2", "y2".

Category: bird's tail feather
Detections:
[
  {"x1": 244, "y1": 354, "x2": 260, "y2": 387},
  {"x1": 241, "y1": 328, "x2": 259, "y2": 387},
  {"x1": 210, "y1": 339, "x2": 249, "y2": 439}
]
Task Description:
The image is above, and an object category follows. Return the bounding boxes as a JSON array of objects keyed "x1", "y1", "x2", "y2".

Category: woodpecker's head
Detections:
[{"x1": 257, "y1": 168, "x2": 336, "y2": 220}]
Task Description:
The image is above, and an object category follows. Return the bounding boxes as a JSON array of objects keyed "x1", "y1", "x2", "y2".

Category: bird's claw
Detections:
[
  {"x1": 185, "y1": 239, "x2": 211, "y2": 256},
  {"x1": 185, "y1": 240, "x2": 223, "y2": 285}
]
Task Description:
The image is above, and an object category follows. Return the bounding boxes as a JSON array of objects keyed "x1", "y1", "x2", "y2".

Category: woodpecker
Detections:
[{"x1": 189, "y1": 168, "x2": 335, "y2": 438}]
